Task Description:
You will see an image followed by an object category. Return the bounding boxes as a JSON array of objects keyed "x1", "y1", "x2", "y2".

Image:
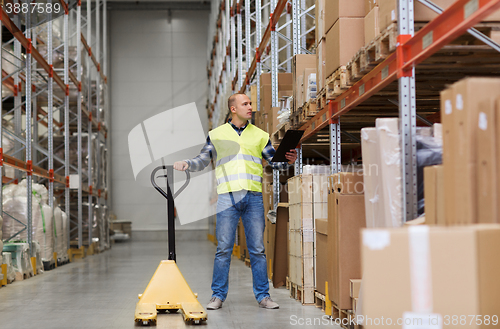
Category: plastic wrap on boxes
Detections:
[
  {"x1": 61, "y1": 210, "x2": 68, "y2": 260},
  {"x1": 2, "y1": 252, "x2": 16, "y2": 282},
  {"x1": 54, "y1": 207, "x2": 64, "y2": 260},
  {"x1": 2, "y1": 181, "x2": 54, "y2": 262},
  {"x1": 13, "y1": 180, "x2": 49, "y2": 204},
  {"x1": 32, "y1": 241, "x2": 44, "y2": 274},
  {"x1": 361, "y1": 128, "x2": 386, "y2": 228},
  {"x1": 417, "y1": 134, "x2": 443, "y2": 216},
  {"x1": 305, "y1": 73, "x2": 317, "y2": 102},
  {"x1": 3, "y1": 184, "x2": 18, "y2": 200},
  {"x1": 2, "y1": 197, "x2": 53, "y2": 262},
  {"x1": 4, "y1": 243, "x2": 32, "y2": 279},
  {"x1": 376, "y1": 118, "x2": 402, "y2": 227},
  {"x1": 3, "y1": 197, "x2": 38, "y2": 241}
]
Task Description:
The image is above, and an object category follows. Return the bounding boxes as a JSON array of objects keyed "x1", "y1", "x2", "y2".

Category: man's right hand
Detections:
[{"x1": 173, "y1": 161, "x2": 189, "y2": 171}]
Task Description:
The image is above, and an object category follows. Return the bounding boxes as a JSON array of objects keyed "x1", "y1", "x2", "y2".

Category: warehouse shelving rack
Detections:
[
  {"x1": 207, "y1": 0, "x2": 500, "y2": 223},
  {"x1": 0, "y1": 0, "x2": 110, "y2": 259},
  {"x1": 206, "y1": 0, "x2": 315, "y2": 242}
]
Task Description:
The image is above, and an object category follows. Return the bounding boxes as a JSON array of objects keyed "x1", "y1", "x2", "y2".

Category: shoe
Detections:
[
  {"x1": 259, "y1": 297, "x2": 279, "y2": 309},
  {"x1": 207, "y1": 297, "x2": 223, "y2": 310}
]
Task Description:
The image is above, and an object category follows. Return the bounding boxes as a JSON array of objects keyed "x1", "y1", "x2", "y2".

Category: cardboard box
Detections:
[
  {"x1": 331, "y1": 172, "x2": 364, "y2": 195},
  {"x1": 328, "y1": 191, "x2": 366, "y2": 310},
  {"x1": 424, "y1": 165, "x2": 446, "y2": 226},
  {"x1": 440, "y1": 87, "x2": 454, "y2": 225},
  {"x1": 260, "y1": 72, "x2": 294, "y2": 86},
  {"x1": 262, "y1": 113, "x2": 269, "y2": 134},
  {"x1": 361, "y1": 128, "x2": 386, "y2": 228},
  {"x1": 362, "y1": 225, "x2": 500, "y2": 329},
  {"x1": 477, "y1": 98, "x2": 497, "y2": 223},
  {"x1": 497, "y1": 97, "x2": 500, "y2": 225},
  {"x1": 424, "y1": 165, "x2": 438, "y2": 225},
  {"x1": 450, "y1": 78, "x2": 500, "y2": 224},
  {"x1": 296, "y1": 75, "x2": 304, "y2": 111},
  {"x1": 325, "y1": 17, "x2": 364, "y2": 78},
  {"x1": 303, "y1": 68, "x2": 317, "y2": 105},
  {"x1": 293, "y1": 55, "x2": 316, "y2": 112},
  {"x1": 349, "y1": 279, "x2": 361, "y2": 298},
  {"x1": 251, "y1": 84, "x2": 258, "y2": 112},
  {"x1": 315, "y1": 217, "x2": 328, "y2": 295},
  {"x1": 288, "y1": 174, "x2": 313, "y2": 205},
  {"x1": 267, "y1": 219, "x2": 276, "y2": 280},
  {"x1": 377, "y1": 0, "x2": 500, "y2": 32},
  {"x1": 365, "y1": 0, "x2": 378, "y2": 15},
  {"x1": 272, "y1": 206, "x2": 289, "y2": 288},
  {"x1": 325, "y1": 0, "x2": 365, "y2": 35},
  {"x1": 316, "y1": 39, "x2": 326, "y2": 91},
  {"x1": 315, "y1": 0, "x2": 326, "y2": 43},
  {"x1": 364, "y1": 6, "x2": 379, "y2": 46},
  {"x1": 260, "y1": 84, "x2": 272, "y2": 114},
  {"x1": 436, "y1": 165, "x2": 445, "y2": 226},
  {"x1": 270, "y1": 107, "x2": 280, "y2": 135}
]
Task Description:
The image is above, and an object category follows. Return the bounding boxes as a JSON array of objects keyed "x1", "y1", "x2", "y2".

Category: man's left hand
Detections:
[{"x1": 285, "y1": 149, "x2": 298, "y2": 164}]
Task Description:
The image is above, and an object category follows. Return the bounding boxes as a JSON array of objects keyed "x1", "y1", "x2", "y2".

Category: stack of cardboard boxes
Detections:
[
  {"x1": 315, "y1": 0, "x2": 365, "y2": 91},
  {"x1": 288, "y1": 173, "x2": 328, "y2": 304},
  {"x1": 434, "y1": 78, "x2": 500, "y2": 225},
  {"x1": 254, "y1": 73, "x2": 293, "y2": 135},
  {"x1": 361, "y1": 78, "x2": 500, "y2": 328},
  {"x1": 292, "y1": 55, "x2": 317, "y2": 114},
  {"x1": 325, "y1": 173, "x2": 365, "y2": 311}
]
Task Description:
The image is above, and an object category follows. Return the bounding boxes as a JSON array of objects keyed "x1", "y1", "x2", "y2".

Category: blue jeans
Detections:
[{"x1": 211, "y1": 190, "x2": 270, "y2": 303}]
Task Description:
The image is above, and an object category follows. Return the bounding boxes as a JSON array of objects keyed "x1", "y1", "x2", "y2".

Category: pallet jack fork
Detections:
[{"x1": 134, "y1": 166, "x2": 207, "y2": 325}]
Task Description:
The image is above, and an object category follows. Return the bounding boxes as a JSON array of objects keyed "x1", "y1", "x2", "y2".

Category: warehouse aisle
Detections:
[{"x1": 0, "y1": 239, "x2": 336, "y2": 329}]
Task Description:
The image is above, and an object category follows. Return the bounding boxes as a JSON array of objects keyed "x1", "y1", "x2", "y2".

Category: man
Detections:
[{"x1": 174, "y1": 93, "x2": 297, "y2": 310}]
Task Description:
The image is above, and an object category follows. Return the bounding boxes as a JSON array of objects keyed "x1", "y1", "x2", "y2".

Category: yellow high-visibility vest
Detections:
[{"x1": 209, "y1": 122, "x2": 269, "y2": 194}]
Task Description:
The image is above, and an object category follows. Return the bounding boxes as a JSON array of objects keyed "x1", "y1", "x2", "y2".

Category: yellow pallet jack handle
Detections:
[{"x1": 134, "y1": 166, "x2": 207, "y2": 325}]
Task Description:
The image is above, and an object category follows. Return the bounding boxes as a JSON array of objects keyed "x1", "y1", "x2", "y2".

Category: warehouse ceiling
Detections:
[{"x1": 106, "y1": 0, "x2": 211, "y2": 10}]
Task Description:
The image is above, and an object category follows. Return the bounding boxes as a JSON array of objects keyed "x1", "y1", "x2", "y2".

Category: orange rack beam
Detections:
[{"x1": 3, "y1": 154, "x2": 66, "y2": 185}]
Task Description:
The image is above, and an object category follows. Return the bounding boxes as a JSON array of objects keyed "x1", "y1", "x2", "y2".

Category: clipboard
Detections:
[{"x1": 271, "y1": 130, "x2": 304, "y2": 162}]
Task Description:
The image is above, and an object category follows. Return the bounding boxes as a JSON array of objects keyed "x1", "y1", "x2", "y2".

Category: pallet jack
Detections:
[{"x1": 134, "y1": 165, "x2": 207, "y2": 325}]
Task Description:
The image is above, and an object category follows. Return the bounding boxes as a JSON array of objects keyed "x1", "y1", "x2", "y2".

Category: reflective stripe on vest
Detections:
[
  {"x1": 217, "y1": 173, "x2": 263, "y2": 186},
  {"x1": 216, "y1": 154, "x2": 262, "y2": 167}
]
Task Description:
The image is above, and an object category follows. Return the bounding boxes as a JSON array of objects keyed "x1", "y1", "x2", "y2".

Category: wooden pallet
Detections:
[
  {"x1": 15, "y1": 269, "x2": 34, "y2": 281},
  {"x1": 244, "y1": 258, "x2": 251, "y2": 267},
  {"x1": 285, "y1": 276, "x2": 290, "y2": 290},
  {"x1": 298, "y1": 99, "x2": 318, "y2": 124},
  {"x1": 346, "y1": 49, "x2": 367, "y2": 84},
  {"x1": 289, "y1": 282, "x2": 302, "y2": 302},
  {"x1": 314, "y1": 291, "x2": 326, "y2": 311},
  {"x1": 271, "y1": 122, "x2": 290, "y2": 144},
  {"x1": 366, "y1": 22, "x2": 398, "y2": 66},
  {"x1": 316, "y1": 88, "x2": 327, "y2": 111},
  {"x1": 325, "y1": 66, "x2": 348, "y2": 100},
  {"x1": 346, "y1": 23, "x2": 398, "y2": 86},
  {"x1": 324, "y1": 302, "x2": 358, "y2": 329}
]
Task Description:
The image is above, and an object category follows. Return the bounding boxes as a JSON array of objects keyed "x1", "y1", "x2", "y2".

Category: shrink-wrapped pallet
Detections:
[
  {"x1": 53, "y1": 206, "x2": 69, "y2": 261},
  {"x1": 2, "y1": 252, "x2": 16, "y2": 282},
  {"x1": 2, "y1": 181, "x2": 54, "y2": 263},
  {"x1": 61, "y1": 210, "x2": 69, "y2": 260}
]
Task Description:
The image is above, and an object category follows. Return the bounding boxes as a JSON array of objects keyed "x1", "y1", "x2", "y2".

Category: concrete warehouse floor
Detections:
[{"x1": 0, "y1": 239, "x2": 337, "y2": 329}]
